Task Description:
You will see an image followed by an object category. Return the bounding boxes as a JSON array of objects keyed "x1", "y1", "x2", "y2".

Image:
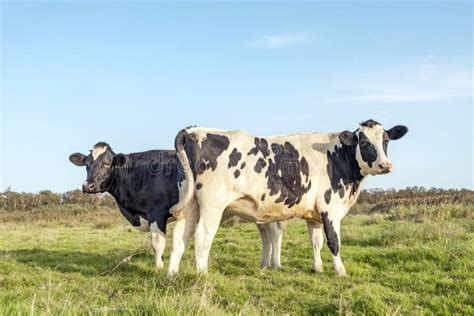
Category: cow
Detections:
[
  {"x1": 168, "y1": 120, "x2": 408, "y2": 276},
  {"x1": 69, "y1": 142, "x2": 286, "y2": 270}
]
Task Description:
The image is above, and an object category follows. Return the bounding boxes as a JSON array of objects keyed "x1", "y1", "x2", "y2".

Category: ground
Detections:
[{"x1": 0, "y1": 206, "x2": 473, "y2": 315}]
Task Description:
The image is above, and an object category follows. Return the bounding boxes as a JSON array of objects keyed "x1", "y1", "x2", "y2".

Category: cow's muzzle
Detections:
[
  {"x1": 378, "y1": 161, "x2": 393, "y2": 174},
  {"x1": 82, "y1": 181, "x2": 97, "y2": 193}
]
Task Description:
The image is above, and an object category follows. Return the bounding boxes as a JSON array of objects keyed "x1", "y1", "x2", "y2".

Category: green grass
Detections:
[{"x1": 0, "y1": 207, "x2": 473, "y2": 315}]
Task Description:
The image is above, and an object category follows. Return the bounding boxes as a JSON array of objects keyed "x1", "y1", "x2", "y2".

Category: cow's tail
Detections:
[{"x1": 170, "y1": 127, "x2": 195, "y2": 219}]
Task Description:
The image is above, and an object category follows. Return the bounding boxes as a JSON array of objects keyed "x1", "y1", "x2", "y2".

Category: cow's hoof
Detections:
[
  {"x1": 312, "y1": 266, "x2": 324, "y2": 273},
  {"x1": 335, "y1": 267, "x2": 347, "y2": 277}
]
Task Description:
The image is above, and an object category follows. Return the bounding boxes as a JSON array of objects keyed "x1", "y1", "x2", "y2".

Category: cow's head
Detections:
[
  {"x1": 339, "y1": 119, "x2": 408, "y2": 176},
  {"x1": 69, "y1": 142, "x2": 125, "y2": 193}
]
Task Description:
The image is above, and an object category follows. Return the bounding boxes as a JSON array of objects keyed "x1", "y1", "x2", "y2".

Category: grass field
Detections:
[{"x1": 0, "y1": 205, "x2": 473, "y2": 315}]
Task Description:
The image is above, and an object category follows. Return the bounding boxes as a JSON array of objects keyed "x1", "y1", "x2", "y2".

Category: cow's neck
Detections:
[
  {"x1": 343, "y1": 143, "x2": 365, "y2": 183},
  {"x1": 106, "y1": 173, "x2": 121, "y2": 204},
  {"x1": 328, "y1": 142, "x2": 366, "y2": 197},
  {"x1": 106, "y1": 164, "x2": 131, "y2": 207}
]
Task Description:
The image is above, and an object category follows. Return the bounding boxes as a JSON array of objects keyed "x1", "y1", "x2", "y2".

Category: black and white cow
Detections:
[
  {"x1": 69, "y1": 142, "x2": 286, "y2": 270},
  {"x1": 168, "y1": 120, "x2": 408, "y2": 276}
]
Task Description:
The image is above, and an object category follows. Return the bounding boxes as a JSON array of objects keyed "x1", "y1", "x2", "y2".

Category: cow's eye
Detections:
[
  {"x1": 383, "y1": 140, "x2": 389, "y2": 145},
  {"x1": 360, "y1": 140, "x2": 368, "y2": 146}
]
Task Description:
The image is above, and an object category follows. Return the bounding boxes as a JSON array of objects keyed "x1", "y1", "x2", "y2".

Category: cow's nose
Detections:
[
  {"x1": 378, "y1": 162, "x2": 393, "y2": 173},
  {"x1": 82, "y1": 181, "x2": 95, "y2": 193}
]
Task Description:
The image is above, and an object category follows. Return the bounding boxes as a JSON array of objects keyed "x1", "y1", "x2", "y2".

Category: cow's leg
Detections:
[
  {"x1": 306, "y1": 220, "x2": 324, "y2": 273},
  {"x1": 256, "y1": 223, "x2": 272, "y2": 268},
  {"x1": 149, "y1": 214, "x2": 169, "y2": 270},
  {"x1": 150, "y1": 231, "x2": 166, "y2": 269},
  {"x1": 167, "y1": 200, "x2": 199, "y2": 276},
  {"x1": 321, "y1": 211, "x2": 346, "y2": 276},
  {"x1": 269, "y1": 222, "x2": 284, "y2": 268},
  {"x1": 194, "y1": 206, "x2": 225, "y2": 273}
]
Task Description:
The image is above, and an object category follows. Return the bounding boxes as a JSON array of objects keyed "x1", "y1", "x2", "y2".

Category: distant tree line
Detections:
[
  {"x1": 354, "y1": 187, "x2": 473, "y2": 213},
  {"x1": 0, "y1": 187, "x2": 472, "y2": 212},
  {"x1": 0, "y1": 189, "x2": 116, "y2": 212}
]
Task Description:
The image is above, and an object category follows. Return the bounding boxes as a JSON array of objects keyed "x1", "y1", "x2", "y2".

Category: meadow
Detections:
[{"x1": 0, "y1": 190, "x2": 473, "y2": 315}]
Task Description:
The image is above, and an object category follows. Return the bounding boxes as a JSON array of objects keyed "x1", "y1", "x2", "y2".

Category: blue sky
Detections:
[{"x1": 1, "y1": 1, "x2": 472, "y2": 192}]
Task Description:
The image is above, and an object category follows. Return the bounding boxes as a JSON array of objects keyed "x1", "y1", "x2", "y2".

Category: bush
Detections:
[
  {"x1": 386, "y1": 203, "x2": 473, "y2": 222},
  {"x1": 0, "y1": 190, "x2": 116, "y2": 212}
]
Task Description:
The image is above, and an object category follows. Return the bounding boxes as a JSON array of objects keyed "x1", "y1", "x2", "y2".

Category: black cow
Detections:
[{"x1": 69, "y1": 142, "x2": 177, "y2": 269}]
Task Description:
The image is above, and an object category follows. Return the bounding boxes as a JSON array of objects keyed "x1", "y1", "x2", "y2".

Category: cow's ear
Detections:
[
  {"x1": 112, "y1": 154, "x2": 126, "y2": 167},
  {"x1": 69, "y1": 153, "x2": 87, "y2": 166},
  {"x1": 339, "y1": 131, "x2": 357, "y2": 146},
  {"x1": 387, "y1": 125, "x2": 408, "y2": 140}
]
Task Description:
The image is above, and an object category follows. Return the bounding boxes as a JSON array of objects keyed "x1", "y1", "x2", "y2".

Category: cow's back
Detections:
[
  {"x1": 110, "y1": 150, "x2": 179, "y2": 217},
  {"x1": 184, "y1": 128, "x2": 325, "y2": 222}
]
